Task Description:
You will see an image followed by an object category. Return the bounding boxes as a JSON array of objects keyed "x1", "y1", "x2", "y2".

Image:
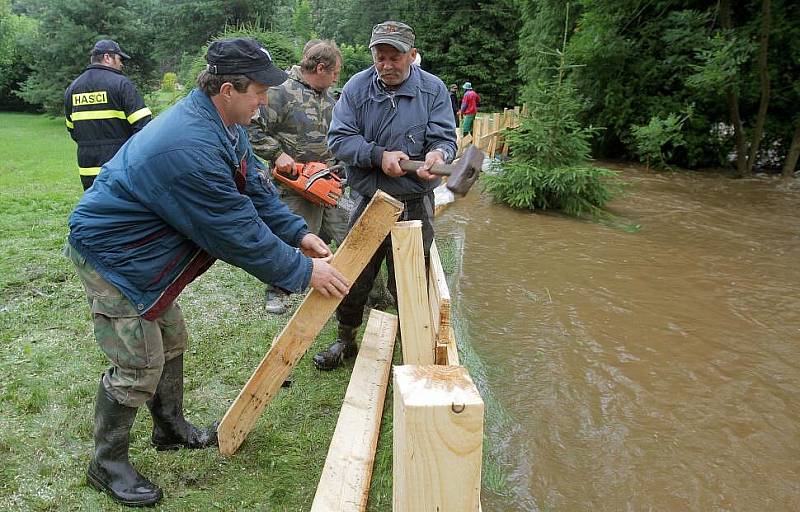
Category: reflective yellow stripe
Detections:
[
  {"x1": 70, "y1": 110, "x2": 127, "y2": 121},
  {"x1": 78, "y1": 167, "x2": 102, "y2": 176},
  {"x1": 65, "y1": 118, "x2": 74, "y2": 129},
  {"x1": 127, "y1": 107, "x2": 152, "y2": 124}
]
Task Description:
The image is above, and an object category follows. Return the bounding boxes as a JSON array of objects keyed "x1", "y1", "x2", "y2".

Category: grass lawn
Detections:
[{"x1": 0, "y1": 112, "x2": 399, "y2": 511}]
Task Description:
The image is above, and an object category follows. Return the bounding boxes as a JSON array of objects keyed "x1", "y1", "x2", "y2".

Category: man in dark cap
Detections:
[
  {"x1": 65, "y1": 37, "x2": 350, "y2": 506},
  {"x1": 312, "y1": 22, "x2": 456, "y2": 370},
  {"x1": 65, "y1": 39, "x2": 152, "y2": 190}
]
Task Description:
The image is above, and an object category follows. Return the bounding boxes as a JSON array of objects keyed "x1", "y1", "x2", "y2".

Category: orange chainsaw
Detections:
[{"x1": 271, "y1": 162, "x2": 344, "y2": 207}]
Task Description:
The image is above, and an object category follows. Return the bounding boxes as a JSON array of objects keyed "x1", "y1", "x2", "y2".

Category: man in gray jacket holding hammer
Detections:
[{"x1": 313, "y1": 20, "x2": 457, "y2": 370}]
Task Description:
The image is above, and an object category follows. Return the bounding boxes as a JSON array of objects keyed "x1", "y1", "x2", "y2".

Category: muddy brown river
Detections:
[{"x1": 435, "y1": 163, "x2": 800, "y2": 511}]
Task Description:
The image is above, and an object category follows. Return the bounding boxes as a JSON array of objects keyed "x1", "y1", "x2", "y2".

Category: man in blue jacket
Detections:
[
  {"x1": 65, "y1": 38, "x2": 350, "y2": 507},
  {"x1": 312, "y1": 21, "x2": 457, "y2": 370}
]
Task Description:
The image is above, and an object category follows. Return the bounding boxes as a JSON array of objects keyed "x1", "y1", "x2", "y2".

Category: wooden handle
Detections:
[{"x1": 398, "y1": 160, "x2": 452, "y2": 176}]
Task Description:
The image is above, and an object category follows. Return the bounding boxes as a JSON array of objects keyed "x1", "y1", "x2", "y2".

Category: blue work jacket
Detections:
[{"x1": 68, "y1": 89, "x2": 311, "y2": 319}]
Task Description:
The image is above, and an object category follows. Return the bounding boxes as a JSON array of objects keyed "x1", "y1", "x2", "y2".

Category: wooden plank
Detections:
[
  {"x1": 393, "y1": 365, "x2": 484, "y2": 512},
  {"x1": 217, "y1": 190, "x2": 404, "y2": 456},
  {"x1": 487, "y1": 134, "x2": 497, "y2": 158},
  {"x1": 391, "y1": 221, "x2": 434, "y2": 365},
  {"x1": 311, "y1": 309, "x2": 398, "y2": 512},
  {"x1": 434, "y1": 343, "x2": 449, "y2": 365},
  {"x1": 445, "y1": 326, "x2": 459, "y2": 365},
  {"x1": 427, "y1": 241, "x2": 451, "y2": 346}
]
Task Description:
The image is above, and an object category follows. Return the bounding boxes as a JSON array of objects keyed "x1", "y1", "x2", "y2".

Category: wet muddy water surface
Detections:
[{"x1": 435, "y1": 164, "x2": 800, "y2": 511}]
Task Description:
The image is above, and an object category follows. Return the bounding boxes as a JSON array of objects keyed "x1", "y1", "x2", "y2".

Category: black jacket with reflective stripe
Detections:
[{"x1": 64, "y1": 64, "x2": 152, "y2": 175}]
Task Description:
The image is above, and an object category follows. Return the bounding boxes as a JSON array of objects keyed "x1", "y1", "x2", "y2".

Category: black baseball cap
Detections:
[
  {"x1": 92, "y1": 39, "x2": 130, "y2": 60},
  {"x1": 205, "y1": 38, "x2": 288, "y2": 86}
]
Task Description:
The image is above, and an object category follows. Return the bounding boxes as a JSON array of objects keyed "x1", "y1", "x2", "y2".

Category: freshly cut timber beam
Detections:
[
  {"x1": 311, "y1": 309, "x2": 398, "y2": 512},
  {"x1": 391, "y1": 221, "x2": 434, "y2": 365},
  {"x1": 428, "y1": 240, "x2": 451, "y2": 366},
  {"x1": 217, "y1": 190, "x2": 404, "y2": 456},
  {"x1": 445, "y1": 326, "x2": 459, "y2": 365},
  {"x1": 428, "y1": 241, "x2": 451, "y2": 342},
  {"x1": 393, "y1": 365, "x2": 484, "y2": 511}
]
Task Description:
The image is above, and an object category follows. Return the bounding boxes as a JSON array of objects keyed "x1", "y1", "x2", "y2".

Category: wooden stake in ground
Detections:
[
  {"x1": 428, "y1": 241, "x2": 452, "y2": 365},
  {"x1": 311, "y1": 309, "x2": 398, "y2": 512},
  {"x1": 393, "y1": 365, "x2": 484, "y2": 511},
  {"x1": 391, "y1": 220, "x2": 434, "y2": 365},
  {"x1": 217, "y1": 190, "x2": 404, "y2": 456}
]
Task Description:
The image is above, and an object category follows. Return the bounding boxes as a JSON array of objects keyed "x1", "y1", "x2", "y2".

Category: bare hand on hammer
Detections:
[
  {"x1": 382, "y1": 149, "x2": 443, "y2": 180},
  {"x1": 415, "y1": 150, "x2": 446, "y2": 180},
  {"x1": 381, "y1": 150, "x2": 410, "y2": 177}
]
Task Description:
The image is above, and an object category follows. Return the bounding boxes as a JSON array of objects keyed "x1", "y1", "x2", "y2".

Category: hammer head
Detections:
[{"x1": 446, "y1": 145, "x2": 484, "y2": 196}]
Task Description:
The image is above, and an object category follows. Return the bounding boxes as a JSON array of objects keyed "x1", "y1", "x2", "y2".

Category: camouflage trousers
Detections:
[
  {"x1": 65, "y1": 243, "x2": 187, "y2": 407},
  {"x1": 279, "y1": 184, "x2": 349, "y2": 245},
  {"x1": 266, "y1": 185, "x2": 350, "y2": 299}
]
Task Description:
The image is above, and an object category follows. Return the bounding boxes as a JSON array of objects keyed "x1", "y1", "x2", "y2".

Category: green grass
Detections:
[{"x1": 0, "y1": 112, "x2": 402, "y2": 511}]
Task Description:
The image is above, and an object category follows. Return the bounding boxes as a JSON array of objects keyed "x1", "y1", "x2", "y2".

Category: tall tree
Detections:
[
  {"x1": 16, "y1": 0, "x2": 158, "y2": 114},
  {"x1": 519, "y1": 0, "x2": 798, "y2": 172},
  {"x1": 0, "y1": 0, "x2": 37, "y2": 109},
  {"x1": 413, "y1": 0, "x2": 522, "y2": 110},
  {"x1": 292, "y1": 0, "x2": 315, "y2": 44}
]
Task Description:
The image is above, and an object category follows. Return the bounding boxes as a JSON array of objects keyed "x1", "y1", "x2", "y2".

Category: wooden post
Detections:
[
  {"x1": 473, "y1": 117, "x2": 482, "y2": 149},
  {"x1": 311, "y1": 309, "x2": 398, "y2": 512},
  {"x1": 445, "y1": 326, "x2": 459, "y2": 365},
  {"x1": 217, "y1": 190, "x2": 404, "y2": 456},
  {"x1": 393, "y1": 365, "x2": 484, "y2": 512},
  {"x1": 391, "y1": 221, "x2": 434, "y2": 365},
  {"x1": 428, "y1": 241, "x2": 451, "y2": 365}
]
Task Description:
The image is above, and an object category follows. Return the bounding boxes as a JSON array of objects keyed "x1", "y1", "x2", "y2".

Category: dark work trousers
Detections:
[{"x1": 336, "y1": 191, "x2": 435, "y2": 328}]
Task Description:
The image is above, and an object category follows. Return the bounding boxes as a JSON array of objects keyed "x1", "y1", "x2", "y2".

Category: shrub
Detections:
[
  {"x1": 630, "y1": 107, "x2": 693, "y2": 170},
  {"x1": 339, "y1": 43, "x2": 372, "y2": 86},
  {"x1": 161, "y1": 71, "x2": 177, "y2": 93},
  {"x1": 180, "y1": 26, "x2": 298, "y2": 91}
]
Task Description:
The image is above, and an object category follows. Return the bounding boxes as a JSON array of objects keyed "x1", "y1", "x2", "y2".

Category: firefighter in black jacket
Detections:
[{"x1": 65, "y1": 40, "x2": 152, "y2": 190}]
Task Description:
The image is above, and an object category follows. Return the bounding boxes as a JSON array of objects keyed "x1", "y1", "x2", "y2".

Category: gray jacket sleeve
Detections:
[
  {"x1": 424, "y1": 84, "x2": 458, "y2": 163},
  {"x1": 328, "y1": 89, "x2": 385, "y2": 168}
]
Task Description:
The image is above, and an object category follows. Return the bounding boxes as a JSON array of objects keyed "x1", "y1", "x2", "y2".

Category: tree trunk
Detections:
[
  {"x1": 720, "y1": 0, "x2": 748, "y2": 176},
  {"x1": 745, "y1": 0, "x2": 772, "y2": 175},
  {"x1": 782, "y1": 123, "x2": 800, "y2": 179}
]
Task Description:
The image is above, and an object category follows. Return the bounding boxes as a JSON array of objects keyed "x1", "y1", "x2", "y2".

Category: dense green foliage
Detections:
[
  {"x1": 484, "y1": 51, "x2": 622, "y2": 216},
  {"x1": 519, "y1": 0, "x2": 799, "y2": 171},
  {"x1": 13, "y1": 0, "x2": 159, "y2": 115},
  {"x1": 2, "y1": 0, "x2": 798, "y2": 173},
  {"x1": 179, "y1": 26, "x2": 298, "y2": 90},
  {"x1": 630, "y1": 107, "x2": 693, "y2": 170},
  {"x1": 339, "y1": 43, "x2": 373, "y2": 87},
  {"x1": 0, "y1": 0, "x2": 36, "y2": 109},
  {"x1": 410, "y1": 0, "x2": 522, "y2": 109}
]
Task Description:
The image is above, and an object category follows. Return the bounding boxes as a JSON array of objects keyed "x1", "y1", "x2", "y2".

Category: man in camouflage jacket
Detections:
[{"x1": 248, "y1": 40, "x2": 349, "y2": 314}]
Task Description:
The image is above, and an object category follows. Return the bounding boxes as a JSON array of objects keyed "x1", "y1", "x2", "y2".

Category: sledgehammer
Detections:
[{"x1": 398, "y1": 145, "x2": 484, "y2": 196}]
